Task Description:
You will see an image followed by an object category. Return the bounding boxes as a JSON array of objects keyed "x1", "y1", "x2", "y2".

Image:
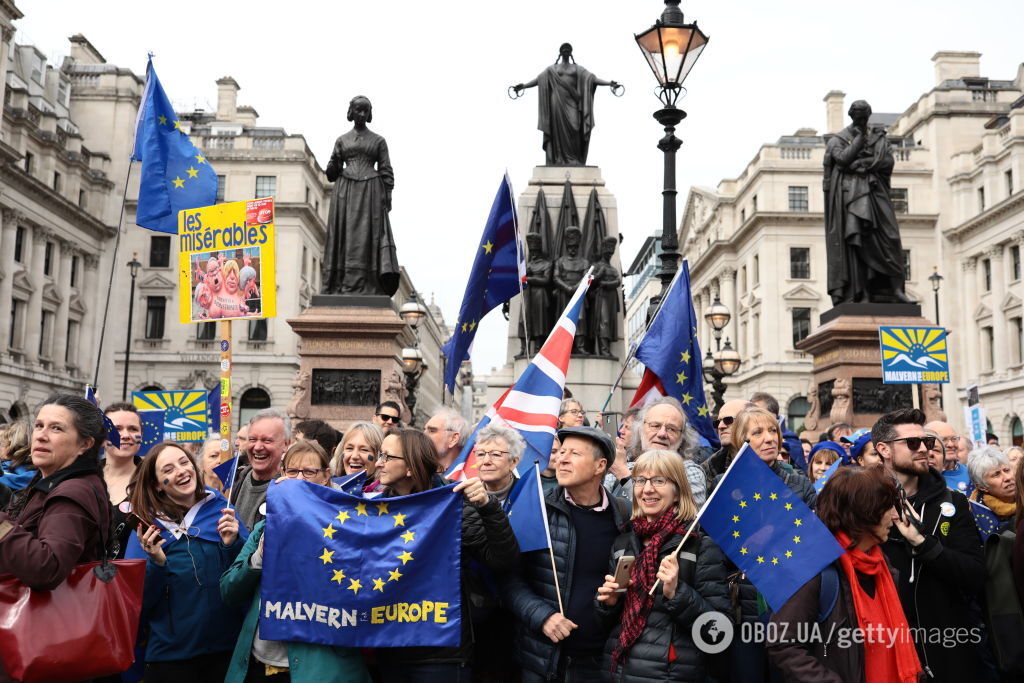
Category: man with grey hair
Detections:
[
  {"x1": 424, "y1": 408, "x2": 469, "y2": 472},
  {"x1": 230, "y1": 408, "x2": 292, "y2": 529},
  {"x1": 474, "y1": 423, "x2": 525, "y2": 504},
  {"x1": 925, "y1": 419, "x2": 971, "y2": 494},
  {"x1": 629, "y1": 397, "x2": 707, "y2": 505}
]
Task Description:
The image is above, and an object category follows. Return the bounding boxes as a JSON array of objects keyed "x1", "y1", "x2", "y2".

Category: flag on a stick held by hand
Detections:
[
  {"x1": 441, "y1": 174, "x2": 524, "y2": 393},
  {"x1": 133, "y1": 57, "x2": 218, "y2": 234},
  {"x1": 813, "y1": 458, "x2": 842, "y2": 494},
  {"x1": 447, "y1": 269, "x2": 593, "y2": 480},
  {"x1": 504, "y1": 462, "x2": 552, "y2": 553},
  {"x1": 630, "y1": 261, "x2": 718, "y2": 448}
]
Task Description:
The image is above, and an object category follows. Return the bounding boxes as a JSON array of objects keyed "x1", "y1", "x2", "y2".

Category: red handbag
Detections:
[{"x1": 0, "y1": 559, "x2": 146, "y2": 682}]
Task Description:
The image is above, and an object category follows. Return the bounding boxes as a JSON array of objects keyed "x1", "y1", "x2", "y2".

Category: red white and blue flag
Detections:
[{"x1": 447, "y1": 269, "x2": 593, "y2": 481}]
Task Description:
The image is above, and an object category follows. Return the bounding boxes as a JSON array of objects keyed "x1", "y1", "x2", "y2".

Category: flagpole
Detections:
[
  {"x1": 508, "y1": 170, "x2": 531, "y2": 349},
  {"x1": 534, "y1": 461, "x2": 564, "y2": 614},
  {"x1": 92, "y1": 162, "x2": 134, "y2": 389}
]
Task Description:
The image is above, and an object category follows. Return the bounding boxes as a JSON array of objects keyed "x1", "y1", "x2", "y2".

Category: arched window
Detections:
[
  {"x1": 139, "y1": 385, "x2": 163, "y2": 393},
  {"x1": 239, "y1": 388, "x2": 271, "y2": 430},
  {"x1": 787, "y1": 397, "x2": 810, "y2": 435},
  {"x1": 1012, "y1": 417, "x2": 1023, "y2": 447}
]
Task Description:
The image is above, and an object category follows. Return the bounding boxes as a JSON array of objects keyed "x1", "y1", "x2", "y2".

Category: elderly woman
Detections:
[
  {"x1": 474, "y1": 423, "x2": 524, "y2": 505},
  {"x1": 1004, "y1": 446, "x2": 1023, "y2": 471},
  {"x1": 968, "y1": 446, "x2": 1017, "y2": 531},
  {"x1": 924, "y1": 428, "x2": 946, "y2": 472},
  {"x1": 331, "y1": 421, "x2": 383, "y2": 476},
  {"x1": 0, "y1": 393, "x2": 110, "y2": 590}
]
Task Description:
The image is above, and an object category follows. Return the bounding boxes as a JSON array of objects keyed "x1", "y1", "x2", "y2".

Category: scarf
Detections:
[
  {"x1": 972, "y1": 489, "x2": 1016, "y2": 520},
  {"x1": 612, "y1": 508, "x2": 686, "y2": 669},
  {"x1": 834, "y1": 531, "x2": 921, "y2": 683}
]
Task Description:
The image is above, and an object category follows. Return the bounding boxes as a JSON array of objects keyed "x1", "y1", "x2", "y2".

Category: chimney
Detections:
[
  {"x1": 823, "y1": 90, "x2": 845, "y2": 134},
  {"x1": 216, "y1": 76, "x2": 239, "y2": 122},
  {"x1": 932, "y1": 51, "x2": 981, "y2": 86}
]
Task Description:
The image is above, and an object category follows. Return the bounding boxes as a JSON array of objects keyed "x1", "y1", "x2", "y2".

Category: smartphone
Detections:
[{"x1": 612, "y1": 555, "x2": 635, "y2": 593}]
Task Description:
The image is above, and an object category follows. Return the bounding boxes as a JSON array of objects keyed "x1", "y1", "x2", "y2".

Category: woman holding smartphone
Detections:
[{"x1": 595, "y1": 450, "x2": 729, "y2": 682}]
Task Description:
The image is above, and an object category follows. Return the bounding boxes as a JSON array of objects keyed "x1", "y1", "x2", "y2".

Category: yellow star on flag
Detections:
[
  {"x1": 676, "y1": 371, "x2": 688, "y2": 384},
  {"x1": 784, "y1": 503, "x2": 793, "y2": 511},
  {"x1": 401, "y1": 530, "x2": 415, "y2": 543},
  {"x1": 772, "y1": 557, "x2": 779, "y2": 565},
  {"x1": 482, "y1": 241, "x2": 494, "y2": 254},
  {"x1": 756, "y1": 556, "x2": 765, "y2": 564},
  {"x1": 793, "y1": 536, "x2": 801, "y2": 544},
  {"x1": 319, "y1": 548, "x2": 335, "y2": 564},
  {"x1": 697, "y1": 405, "x2": 710, "y2": 417},
  {"x1": 739, "y1": 501, "x2": 747, "y2": 508},
  {"x1": 794, "y1": 518, "x2": 803, "y2": 527},
  {"x1": 173, "y1": 120, "x2": 183, "y2": 131},
  {"x1": 731, "y1": 515, "x2": 740, "y2": 523},
  {"x1": 679, "y1": 350, "x2": 691, "y2": 363},
  {"x1": 157, "y1": 115, "x2": 167, "y2": 125},
  {"x1": 393, "y1": 513, "x2": 407, "y2": 527},
  {"x1": 732, "y1": 531, "x2": 740, "y2": 538},
  {"x1": 461, "y1": 322, "x2": 468, "y2": 332},
  {"x1": 785, "y1": 550, "x2": 793, "y2": 558},
  {"x1": 331, "y1": 569, "x2": 345, "y2": 584},
  {"x1": 468, "y1": 320, "x2": 477, "y2": 331},
  {"x1": 355, "y1": 503, "x2": 368, "y2": 516},
  {"x1": 172, "y1": 176, "x2": 185, "y2": 189},
  {"x1": 770, "y1": 493, "x2": 778, "y2": 501},
  {"x1": 195, "y1": 153, "x2": 206, "y2": 164},
  {"x1": 753, "y1": 493, "x2": 762, "y2": 501},
  {"x1": 372, "y1": 578, "x2": 386, "y2": 592},
  {"x1": 336, "y1": 510, "x2": 351, "y2": 524},
  {"x1": 376, "y1": 503, "x2": 389, "y2": 516},
  {"x1": 347, "y1": 578, "x2": 362, "y2": 594},
  {"x1": 740, "y1": 547, "x2": 748, "y2": 555},
  {"x1": 397, "y1": 551, "x2": 413, "y2": 565},
  {"x1": 681, "y1": 393, "x2": 693, "y2": 405},
  {"x1": 323, "y1": 524, "x2": 336, "y2": 539},
  {"x1": 186, "y1": 166, "x2": 199, "y2": 178},
  {"x1": 388, "y1": 569, "x2": 402, "y2": 582}
]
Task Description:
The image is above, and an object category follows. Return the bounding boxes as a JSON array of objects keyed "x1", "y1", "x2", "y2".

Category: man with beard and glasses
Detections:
[
  {"x1": 627, "y1": 398, "x2": 706, "y2": 506},
  {"x1": 875, "y1": 408, "x2": 985, "y2": 682}
]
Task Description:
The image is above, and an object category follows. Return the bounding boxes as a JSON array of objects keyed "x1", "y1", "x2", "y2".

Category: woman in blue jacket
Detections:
[{"x1": 126, "y1": 440, "x2": 248, "y2": 683}]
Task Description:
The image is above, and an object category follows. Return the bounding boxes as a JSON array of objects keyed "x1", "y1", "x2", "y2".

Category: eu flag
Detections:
[
  {"x1": 85, "y1": 385, "x2": 120, "y2": 449},
  {"x1": 442, "y1": 174, "x2": 524, "y2": 393},
  {"x1": 813, "y1": 458, "x2": 842, "y2": 493},
  {"x1": 969, "y1": 499, "x2": 1000, "y2": 542},
  {"x1": 138, "y1": 409, "x2": 165, "y2": 458},
  {"x1": 206, "y1": 384, "x2": 221, "y2": 435},
  {"x1": 632, "y1": 261, "x2": 717, "y2": 447},
  {"x1": 212, "y1": 456, "x2": 238, "y2": 491},
  {"x1": 133, "y1": 58, "x2": 218, "y2": 234},
  {"x1": 261, "y1": 480, "x2": 463, "y2": 647},
  {"x1": 504, "y1": 463, "x2": 551, "y2": 553},
  {"x1": 700, "y1": 446, "x2": 844, "y2": 611}
]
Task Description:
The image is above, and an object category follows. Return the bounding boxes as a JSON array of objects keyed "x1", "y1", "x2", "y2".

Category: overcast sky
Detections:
[{"x1": 14, "y1": 0, "x2": 1024, "y2": 376}]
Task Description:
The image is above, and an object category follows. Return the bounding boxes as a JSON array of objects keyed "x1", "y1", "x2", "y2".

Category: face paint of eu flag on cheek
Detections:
[{"x1": 260, "y1": 480, "x2": 463, "y2": 648}]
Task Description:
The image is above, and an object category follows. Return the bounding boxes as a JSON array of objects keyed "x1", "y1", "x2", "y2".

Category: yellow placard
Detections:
[{"x1": 178, "y1": 197, "x2": 277, "y2": 323}]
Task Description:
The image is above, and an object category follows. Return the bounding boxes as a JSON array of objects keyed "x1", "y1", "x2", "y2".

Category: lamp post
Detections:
[
  {"x1": 122, "y1": 253, "x2": 142, "y2": 400},
  {"x1": 399, "y1": 291, "x2": 429, "y2": 426},
  {"x1": 635, "y1": 0, "x2": 709, "y2": 318},
  {"x1": 929, "y1": 267, "x2": 943, "y2": 325},
  {"x1": 700, "y1": 295, "x2": 741, "y2": 412}
]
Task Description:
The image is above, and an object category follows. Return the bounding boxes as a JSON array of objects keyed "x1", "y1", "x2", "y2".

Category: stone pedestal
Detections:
[
  {"x1": 287, "y1": 298, "x2": 414, "y2": 430},
  {"x1": 796, "y1": 303, "x2": 929, "y2": 437}
]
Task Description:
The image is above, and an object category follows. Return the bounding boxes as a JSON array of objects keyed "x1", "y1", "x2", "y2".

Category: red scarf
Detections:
[
  {"x1": 612, "y1": 508, "x2": 686, "y2": 669},
  {"x1": 834, "y1": 531, "x2": 921, "y2": 683}
]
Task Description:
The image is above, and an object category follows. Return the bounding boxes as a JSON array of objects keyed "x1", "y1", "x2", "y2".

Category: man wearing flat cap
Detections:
[{"x1": 501, "y1": 426, "x2": 630, "y2": 682}]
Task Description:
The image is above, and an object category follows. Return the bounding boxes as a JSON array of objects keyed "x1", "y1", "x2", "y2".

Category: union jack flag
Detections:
[{"x1": 447, "y1": 269, "x2": 594, "y2": 481}]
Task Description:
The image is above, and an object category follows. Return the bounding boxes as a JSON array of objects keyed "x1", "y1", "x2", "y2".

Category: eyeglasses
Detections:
[
  {"x1": 283, "y1": 467, "x2": 325, "y2": 479},
  {"x1": 643, "y1": 421, "x2": 682, "y2": 437},
  {"x1": 885, "y1": 436, "x2": 936, "y2": 451},
  {"x1": 476, "y1": 451, "x2": 510, "y2": 461},
  {"x1": 631, "y1": 475, "x2": 673, "y2": 489},
  {"x1": 713, "y1": 416, "x2": 735, "y2": 429},
  {"x1": 941, "y1": 437, "x2": 960, "y2": 447},
  {"x1": 376, "y1": 413, "x2": 399, "y2": 423},
  {"x1": 376, "y1": 452, "x2": 406, "y2": 463},
  {"x1": 561, "y1": 409, "x2": 584, "y2": 417}
]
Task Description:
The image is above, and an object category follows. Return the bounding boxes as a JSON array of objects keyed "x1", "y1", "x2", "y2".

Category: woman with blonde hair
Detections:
[
  {"x1": 332, "y1": 421, "x2": 384, "y2": 495},
  {"x1": 596, "y1": 450, "x2": 729, "y2": 681},
  {"x1": 0, "y1": 420, "x2": 35, "y2": 491}
]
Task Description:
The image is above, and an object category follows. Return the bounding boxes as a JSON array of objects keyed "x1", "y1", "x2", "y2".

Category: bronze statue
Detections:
[
  {"x1": 553, "y1": 227, "x2": 589, "y2": 353},
  {"x1": 512, "y1": 43, "x2": 620, "y2": 166},
  {"x1": 321, "y1": 96, "x2": 400, "y2": 296},
  {"x1": 823, "y1": 100, "x2": 911, "y2": 305},
  {"x1": 521, "y1": 233, "x2": 554, "y2": 356},
  {"x1": 588, "y1": 236, "x2": 621, "y2": 357}
]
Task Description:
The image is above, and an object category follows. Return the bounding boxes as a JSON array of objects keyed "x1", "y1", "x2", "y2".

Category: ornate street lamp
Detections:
[
  {"x1": 928, "y1": 267, "x2": 944, "y2": 325},
  {"x1": 704, "y1": 295, "x2": 731, "y2": 336},
  {"x1": 699, "y1": 290, "x2": 741, "y2": 412},
  {"x1": 401, "y1": 346, "x2": 425, "y2": 426},
  {"x1": 122, "y1": 253, "x2": 143, "y2": 400},
  {"x1": 715, "y1": 339, "x2": 742, "y2": 376},
  {"x1": 635, "y1": 0, "x2": 710, "y2": 318},
  {"x1": 399, "y1": 291, "x2": 428, "y2": 329}
]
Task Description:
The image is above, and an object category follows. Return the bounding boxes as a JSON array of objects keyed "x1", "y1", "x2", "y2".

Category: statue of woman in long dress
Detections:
[
  {"x1": 512, "y1": 43, "x2": 619, "y2": 166},
  {"x1": 321, "y1": 96, "x2": 400, "y2": 296}
]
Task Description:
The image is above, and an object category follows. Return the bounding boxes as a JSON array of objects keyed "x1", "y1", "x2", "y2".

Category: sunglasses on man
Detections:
[
  {"x1": 376, "y1": 413, "x2": 399, "y2": 423},
  {"x1": 885, "y1": 436, "x2": 936, "y2": 452},
  {"x1": 713, "y1": 415, "x2": 735, "y2": 429}
]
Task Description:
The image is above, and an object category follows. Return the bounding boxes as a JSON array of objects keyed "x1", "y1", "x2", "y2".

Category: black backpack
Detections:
[{"x1": 982, "y1": 529, "x2": 1024, "y2": 677}]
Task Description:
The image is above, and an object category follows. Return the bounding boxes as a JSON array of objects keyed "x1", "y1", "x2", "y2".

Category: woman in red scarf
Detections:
[
  {"x1": 768, "y1": 466, "x2": 922, "y2": 683},
  {"x1": 595, "y1": 450, "x2": 730, "y2": 682}
]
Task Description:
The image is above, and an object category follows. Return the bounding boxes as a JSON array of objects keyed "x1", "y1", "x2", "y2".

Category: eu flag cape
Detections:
[{"x1": 260, "y1": 480, "x2": 463, "y2": 647}]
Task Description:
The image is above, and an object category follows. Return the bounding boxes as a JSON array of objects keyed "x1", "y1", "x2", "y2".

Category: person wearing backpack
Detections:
[{"x1": 768, "y1": 466, "x2": 921, "y2": 683}]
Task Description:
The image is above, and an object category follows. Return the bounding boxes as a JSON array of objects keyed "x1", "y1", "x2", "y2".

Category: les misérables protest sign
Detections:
[{"x1": 177, "y1": 198, "x2": 277, "y2": 324}]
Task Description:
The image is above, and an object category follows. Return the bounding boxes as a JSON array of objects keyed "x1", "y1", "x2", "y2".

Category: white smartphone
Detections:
[{"x1": 612, "y1": 555, "x2": 636, "y2": 592}]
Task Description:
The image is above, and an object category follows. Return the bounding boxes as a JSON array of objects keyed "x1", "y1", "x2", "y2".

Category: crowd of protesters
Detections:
[{"x1": 1, "y1": 389, "x2": 1023, "y2": 682}]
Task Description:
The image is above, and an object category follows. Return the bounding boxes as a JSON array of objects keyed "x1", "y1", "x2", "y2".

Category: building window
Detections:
[
  {"x1": 239, "y1": 388, "x2": 271, "y2": 429},
  {"x1": 740, "y1": 266, "x2": 747, "y2": 292},
  {"x1": 43, "y1": 242, "x2": 53, "y2": 276},
  {"x1": 145, "y1": 297, "x2": 166, "y2": 339},
  {"x1": 788, "y1": 186, "x2": 809, "y2": 212},
  {"x1": 302, "y1": 246, "x2": 308, "y2": 280},
  {"x1": 305, "y1": 186, "x2": 311, "y2": 204},
  {"x1": 255, "y1": 176, "x2": 276, "y2": 198},
  {"x1": 753, "y1": 255, "x2": 760, "y2": 285},
  {"x1": 790, "y1": 247, "x2": 810, "y2": 279},
  {"x1": 196, "y1": 321, "x2": 216, "y2": 340},
  {"x1": 792, "y1": 307, "x2": 811, "y2": 346},
  {"x1": 149, "y1": 235, "x2": 171, "y2": 268},
  {"x1": 983, "y1": 258, "x2": 992, "y2": 291},
  {"x1": 890, "y1": 188, "x2": 908, "y2": 214},
  {"x1": 78, "y1": 189, "x2": 87, "y2": 209},
  {"x1": 248, "y1": 319, "x2": 268, "y2": 341},
  {"x1": 1013, "y1": 317, "x2": 1024, "y2": 365},
  {"x1": 23, "y1": 152, "x2": 33, "y2": 175},
  {"x1": 752, "y1": 313, "x2": 760, "y2": 351},
  {"x1": 979, "y1": 187, "x2": 986, "y2": 212},
  {"x1": 70, "y1": 255, "x2": 79, "y2": 287},
  {"x1": 14, "y1": 226, "x2": 25, "y2": 263},
  {"x1": 216, "y1": 175, "x2": 226, "y2": 202},
  {"x1": 1007, "y1": 170, "x2": 1014, "y2": 198},
  {"x1": 65, "y1": 320, "x2": 79, "y2": 365},
  {"x1": 981, "y1": 325, "x2": 995, "y2": 370},
  {"x1": 740, "y1": 208, "x2": 746, "y2": 223},
  {"x1": 39, "y1": 310, "x2": 53, "y2": 358},
  {"x1": 788, "y1": 397, "x2": 810, "y2": 435},
  {"x1": 752, "y1": 195, "x2": 758, "y2": 212},
  {"x1": 903, "y1": 250, "x2": 912, "y2": 281},
  {"x1": 9, "y1": 299, "x2": 24, "y2": 349},
  {"x1": 1012, "y1": 245, "x2": 1021, "y2": 282},
  {"x1": 1013, "y1": 417, "x2": 1024, "y2": 447},
  {"x1": 52, "y1": 171, "x2": 61, "y2": 193}
]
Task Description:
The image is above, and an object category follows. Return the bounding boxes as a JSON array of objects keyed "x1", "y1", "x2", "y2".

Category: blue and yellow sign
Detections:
[
  {"x1": 879, "y1": 326, "x2": 950, "y2": 384},
  {"x1": 132, "y1": 390, "x2": 209, "y2": 442}
]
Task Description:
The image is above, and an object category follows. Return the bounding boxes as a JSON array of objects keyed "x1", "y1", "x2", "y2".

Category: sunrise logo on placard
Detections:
[{"x1": 879, "y1": 326, "x2": 950, "y2": 384}]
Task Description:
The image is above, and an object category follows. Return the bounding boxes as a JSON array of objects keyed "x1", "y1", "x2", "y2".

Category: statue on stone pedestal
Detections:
[
  {"x1": 922, "y1": 384, "x2": 946, "y2": 423},
  {"x1": 588, "y1": 236, "x2": 622, "y2": 357},
  {"x1": 520, "y1": 233, "x2": 554, "y2": 357},
  {"x1": 553, "y1": 227, "x2": 589, "y2": 354},
  {"x1": 830, "y1": 377, "x2": 853, "y2": 425},
  {"x1": 511, "y1": 43, "x2": 620, "y2": 166},
  {"x1": 823, "y1": 100, "x2": 913, "y2": 305},
  {"x1": 321, "y1": 96, "x2": 400, "y2": 296}
]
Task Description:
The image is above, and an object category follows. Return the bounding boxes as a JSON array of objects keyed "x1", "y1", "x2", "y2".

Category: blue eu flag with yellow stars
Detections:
[
  {"x1": 442, "y1": 174, "x2": 524, "y2": 393},
  {"x1": 813, "y1": 458, "x2": 842, "y2": 493},
  {"x1": 969, "y1": 499, "x2": 1000, "y2": 542},
  {"x1": 133, "y1": 57, "x2": 218, "y2": 234},
  {"x1": 700, "y1": 446, "x2": 845, "y2": 611},
  {"x1": 261, "y1": 480, "x2": 463, "y2": 647},
  {"x1": 138, "y1": 409, "x2": 165, "y2": 459}
]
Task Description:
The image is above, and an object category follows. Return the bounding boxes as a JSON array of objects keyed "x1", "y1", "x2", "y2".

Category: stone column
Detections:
[
  {"x1": 720, "y1": 267, "x2": 737, "y2": 349},
  {"x1": 53, "y1": 242, "x2": 73, "y2": 371},
  {"x1": 961, "y1": 257, "x2": 979, "y2": 380},
  {"x1": 0, "y1": 210, "x2": 18, "y2": 353},
  {"x1": 700, "y1": 289, "x2": 712, "y2": 353},
  {"x1": 24, "y1": 227, "x2": 46, "y2": 363},
  {"x1": 988, "y1": 245, "x2": 1009, "y2": 372},
  {"x1": 79, "y1": 253, "x2": 100, "y2": 378}
]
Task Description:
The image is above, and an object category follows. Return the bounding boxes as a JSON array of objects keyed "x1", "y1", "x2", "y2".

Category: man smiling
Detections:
[{"x1": 230, "y1": 408, "x2": 291, "y2": 529}]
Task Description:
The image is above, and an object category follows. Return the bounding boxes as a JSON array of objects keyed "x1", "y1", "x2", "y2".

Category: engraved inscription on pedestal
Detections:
[{"x1": 311, "y1": 369, "x2": 381, "y2": 406}]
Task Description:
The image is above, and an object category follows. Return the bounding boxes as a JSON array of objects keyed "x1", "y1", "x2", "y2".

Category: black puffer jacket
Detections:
[
  {"x1": 501, "y1": 486, "x2": 631, "y2": 679},
  {"x1": 385, "y1": 475, "x2": 520, "y2": 665},
  {"x1": 595, "y1": 529, "x2": 730, "y2": 682}
]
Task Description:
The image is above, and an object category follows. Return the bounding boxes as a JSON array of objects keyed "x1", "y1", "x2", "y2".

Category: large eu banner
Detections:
[{"x1": 261, "y1": 481, "x2": 463, "y2": 647}]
